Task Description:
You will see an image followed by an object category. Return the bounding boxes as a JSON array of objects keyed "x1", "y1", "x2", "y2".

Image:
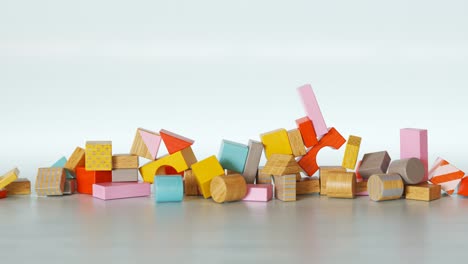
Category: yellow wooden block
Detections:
[
  {"x1": 260, "y1": 128, "x2": 293, "y2": 159},
  {"x1": 0, "y1": 168, "x2": 19, "y2": 189},
  {"x1": 287, "y1": 129, "x2": 307, "y2": 157},
  {"x1": 191, "y1": 155, "x2": 225, "y2": 199},
  {"x1": 342, "y1": 135, "x2": 362, "y2": 170},
  {"x1": 85, "y1": 141, "x2": 112, "y2": 171}
]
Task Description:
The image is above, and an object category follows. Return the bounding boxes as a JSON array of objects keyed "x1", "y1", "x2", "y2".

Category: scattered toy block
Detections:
[
  {"x1": 326, "y1": 172, "x2": 356, "y2": 199},
  {"x1": 319, "y1": 166, "x2": 346, "y2": 195},
  {"x1": 86, "y1": 141, "x2": 112, "y2": 171},
  {"x1": 184, "y1": 169, "x2": 201, "y2": 196},
  {"x1": 400, "y1": 128, "x2": 428, "y2": 181},
  {"x1": 130, "y1": 128, "x2": 161, "y2": 160},
  {"x1": 218, "y1": 140, "x2": 249, "y2": 173},
  {"x1": 160, "y1": 129, "x2": 195, "y2": 154},
  {"x1": 0, "y1": 168, "x2": 19, "y2": 189},
  {"x1": 274, "y1": 175, "x2": 296, "y2": 202},
  {"x1": 457, "y1": 177, "x2": 468, "y2": 196},
  {"x1": 388, "y1": 158, "x2": 425, "y2": 184},
  {"x1": 260, "y1": 128, "x2": 293, "y2": 159},
  {"x1": 64, "y1": 147, "x2": 85, "y2": 173},
  {"x1": 367, "y1": 174, "x2": 404, "y2": 201},
  {"x1": 355, "y1": 160, "x2": 363, "y2": 181},
  {"x1": 298, "y1": 128, "x2": 346, "y2": 176},
  {"x1": 4, "y1": 178, "x2": 31, "y2": 195},
  {"x1": 191, "y1": 156, "x2": 225, "y2": 198},
  {"x1": 243, "y1": 140, "x2": 263, "y2": 184},
  {"x1": 296, "y1": 178, "x2": 320, "y2": 195},
  {"x1": 112, "y1": 154, "x2": 139, "y2": 169},
  {"x1": 297, "y1": 84, "x2": 328, "y2": 137},
  {"x1": 429, "y1": 157, "x2": 464, "y2": 195},
  {"x1": 242, "y1": 184, "x2": 273, "y2": 202},
  {"x1": 287, "y1": 129, "x2": 307, "y2": 157},
  {"x1": 35, "y1": 168, "x2": 65, "y2": 196},
  {"x1": 154, "y1": 176, "x2": 184, "y2": 203},
  {"x1": 355, "y1": 180, "x2": 368, "y2": 196},
  {"x1": 342, "y1": 135, "x2": 361, "y2": 170},
  {"x1": 262, "y1": 154, "x2": 302, "y2": 176},
  {"x1": 93, "y1": 182, "x2": 151, "y2": 200},
  {"x1": 358, "y1": 151, "x2": 391, "y2": 179},
  {"x1": 51, "y1": 157, "x2": 75, "y2": 179},
  {"x1": 112, "y1": 169, "x2": 138, "y2": 182},
  {"x1": 76, "y1": 167, "x2": 112, "y2": 194},
  {"x1": 295, "y1": 116, "x2": 318, "y2": 147},
  {"x1": 405, "y1": 183, "x2": 441, "y2": 201},
  {"x1": 0, "y1": 189, "x2": 6, "y2": 199},
  {"x1": 211, "y1": 174, "x2": 247, "y2": 203},
  {"x1": 256, "y1": 166, "x2": 272, "y2": 184},
  {"x1": 63, "y1": 178, "x2": 77, "y2": 194}
]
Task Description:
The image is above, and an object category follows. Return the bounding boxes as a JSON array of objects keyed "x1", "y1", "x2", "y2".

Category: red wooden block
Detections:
[
  {"x1": 458, "y1": 177, "x2": 468, "y2": 196},
  {"x1": 298, "y1": 127, "x2": 346, "y2": 176},
  {"x1": 160, "y1": 129, "x2": 195, "y2": 154},
  {"x1": 0, "y1": 189, "x2": 7, "y2": 199},
  {"x1": 76, "y1": 167, "x2": 112, "y2": 195},
  {"x1": 296, "y1": 116, "x2": 318, "y2": 147}
]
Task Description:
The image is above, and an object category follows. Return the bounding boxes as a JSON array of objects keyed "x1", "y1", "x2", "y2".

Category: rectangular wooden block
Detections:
[
  {"x1": 405, "y1": 183, "x2": 441, "y2": 201},
  {"x1": 63, "y1": 178, "x2": 77, "y2": 194},
  {"x1": 0, "y1": 168, "x2": 19, "y2": 189},
  {"x1": 260, "y1": 128, "x2": 293, "y2": 159},
  {"x1": 112, "y1": 169, "x2": 139, "y2": 182},
  {"x1": 287, "y1": 129, "x2": 307, "y2": 157},
  {"x1": 76, "y1": 167, "x2": 112, "y2": 195},
  {"x1": 4, "y1": 178, "x2": 31, "y2": 195},
  {"x1": 242, "y1": 184, "x2": 273, "y2": 202},
  {"x1": 243, "y1": 140, "x2": 263, "y2": 184},
  {"x1": 257, "y1": 167, "x2": 272, "y2": 184},
  {"x1": 295, "y1": 116, "x2": 318, "y2": 147},
  {"x1": 319, "y1": 166, "x2": 346, "y2": 195},
  {"x1": 35, "y1": 168, "x2": 65, "y2": 196},
  {"x1": 191, "y1": 156, "x2": 225, "y2": 198},
  {"x1": 297, "y1": 84, "x2": 328, "y2": 137},
  {"x1": 296, "y1": 178, "x2": 320, "y2": 195},
  {"x1": 184, "y1": 169, "x2": 201, "y2": 196},
  {"x1": 218, "y1": 140, "x2": 249, "y2": 173},
  {"x1": 85, "y1": 141, "x2": 112, "y2": 171},
  {"x1": 342, "y1": 135, "x2": 362, "y2": 170},
  {"x1": 401, "y1": 128, "x2": 428, "y2": 182},
  {"x1": 93, "y1": 182, "x2": 151, "y2": 200},
  {"x1": 274, "y1": 175, "x2": 296, "y2": 202},
  {"x1": 358, "y1": 151, "x2": 391, "y2": 179},
  {"x1": 112, "y1": 154, "x2": 139, "y2": 169},
  {"x1": 65, "y1": 147, "x2": 85, "y2": 172}
]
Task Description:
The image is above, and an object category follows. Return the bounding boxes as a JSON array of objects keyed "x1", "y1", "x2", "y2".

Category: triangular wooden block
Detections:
[
  {"x1": 262, "y1": 154, "x2": 302, "y2": 176},
  {"x1": 160, "y1": 129, "x2": 194, "y2": 154},
  {"x1": 130, "y1": 128, "x2": 161, "y2": 160}
]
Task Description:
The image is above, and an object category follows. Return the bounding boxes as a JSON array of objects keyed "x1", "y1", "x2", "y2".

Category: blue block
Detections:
[
  {"x1": 154, "y1": 175, "x2": 183, "y2": 203},
  {"x1": 218, "y1": 140, "x2": 249, "y2": 173},
  {"x1": 51, "y1": 156, "x2": 75, "y2": 179}
]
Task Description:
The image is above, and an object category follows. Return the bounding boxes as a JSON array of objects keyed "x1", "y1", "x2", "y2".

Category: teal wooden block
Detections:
[
  {"x1": 154, "y1": 175, "x2": 183, "y2": 203},
  {"x1": 218, "y1": 140, "x2": 249, "y2": 173},
  {"x1": 51, "y1": 157, "x2": 75, "y2": 179}
]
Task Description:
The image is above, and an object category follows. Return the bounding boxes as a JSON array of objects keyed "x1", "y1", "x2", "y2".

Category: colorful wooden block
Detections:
[
  {"x1": 35, "y1": 168, "x2": 65, "y2": 196},
  {"x1": 400, "y1": 128, "x2": 428, "y2": 181},
  {"x1": 262, "y1": 154, "x2": 302, "y2": 176},
  {"x1": 0, "y1": 168, "x2": 19, "y2": 189},
  {"x1": 93, "y1": 182, "x2": 151, "y2": 200},
  {"x1": 130, "y1": 128, "x2": 161, "y2": 160},
  {"x1": 287, "y1": 129, "x2": 307, "y2": 157},
  {"x1": 243, "y1": 140, "x2": 263, "y2": 184},
  {"x1": 211, "y1": 174, "x2": 247, "y2": 203},
  {"x1": 154, "y1": 176, "x2": 184, "y2": 203},
  {"x1": 242, "y1": 184, "x2": 273, "y2": 202},
  {"x1": 76, "y1": 167, "x2": 112, "y2": 194},
  {"x1": 112, "y1": 154, "x2": 139, "y2": 169},
  {"x1": 429, "y1": 157, "x2": 464, "y2": 195},
  {"x1": 405, "y1": 183, "x2": 441, "y2": 201},
  {"x1": 367, "y1": 174, "x2": 404, "y2": 201},
  {"x1": 295, "y1": 116, "x2": 318, "y2": 147},
  {"x1": 297, "y1": 84, "x2": 328, "y2": 137},
  {"x1": 191, "y1": 156, "x2": 225, "y2": 199},
  {"x1": 64, "y1": 147, "x2": 85, "y2": 173},
  {"x1": 160, "y1": 129, "x2": 195, "y2": 154},
  {"x1": 457, "y1": 177, "x2": 468, "y2": 196},
  {"x1": 112, "y1": 169, "x2": 138, "y2": 182},
  {"x1": 342, "y1": 135, "x2": 361, "y2": 170},
  {"x1": 326, "y1": 172, "x2": 356, "y2": 199},
  {"x1": 0, "y1": 189, "x2": 6, "y2": 199},
  {"x1": 184, "y1": 169, "x2": 201, "y2": 196},
  {"x1": 388, "y1": 158, "x2": 425, "y2": 184},
  {"x1": 296, "y1": 178, "x2": 320, "y2": 195},
  {"x1": 218, "y1": 140, "x2": 249, "y2": 173},
  {"x1": 298, "y1": 128, "x2": 346, "y2": 176},
  {"x1": 319, "y1": 166, "x2": 346, "y2": 195},
  {"x1": 86, "y1": 141, "x2": 112, "y2": 171},
  {"x1": 355, "y1": 180, "x2": 368, "y2": 196},
  {"x1": 4, "y1": 178, "x2": 31, "y2": 195},
  {"x1": 274, "y1": 175, "x2": 296, "y2": 202},
  {"x1": 256, "y1": 166, "x2": 272, "y2": 184},
  {"x1": 358, "y1": 151, "x2": 391, "y2": 179},
  {"x1": 63, "y1": 178, "x2": 77, "y2": 195},
  {"x1": 355, "y1": 160, "x2": 363, "y2": 181},
  {"x1": 51, "y1": 157, "x2": 75, "y2": 179},
  {"x1": 260, "y1": 128, "x2": 293, "y2": 159}
]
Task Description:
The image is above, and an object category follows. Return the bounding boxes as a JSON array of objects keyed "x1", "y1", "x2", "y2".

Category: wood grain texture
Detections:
[
  {"x1": 296, "y1": 178, "x2": 320, "y2": 195},
  {"x1": 256, "y1": 167, "x2": 272, "y2": 184},
  {"x1": 112, "y1": 169, "x2": 138, "y2": 182},
  {"x1": 35, "y1": 168, "x2": 65, "y2": 196},
  {"x1": 355, "y1": 180, "x2": 368, "y2": 196},
  {"x1": 262, "y1": 154, "x2": 302, "y2": 176},
  {"x1": 85, "y1": 141, "x2": 112, "y2": 171},
  {"x1": 405, "y1": 183, "x2": 441, "y2": 201},
  {"x1": 326, "y1": 172, "x2": 356, "y2": 199},
  {"x1": 210, "y1": 174, "x2": 247, "y2": 203},
  {"x1": 367, "y1": 174, "x2": 404, "y2": 202},
  {"x1": 319, "y1": 166, "x2": 346, "y2": 195},
  {"x1": 112, "y1": 154, "x2": 139, "y2": 169},
  {"x1": 4, "y1": 178, "x2": 30, "y2": 195},
  {"x1": 0, "y1": 168, "x2": 19, "y2": 189},
  {"x1": 184, "y1": 170, "x2": 201, "y2": 196},
  {"x1": 287, "y1": 129, "x2": 307, "y2": 157},
  {"x1": 260, "y1": 128, "x2": 293, "y2": 159},
  {"x1": 388, "y1": 158, "x2": 425, "y2": 184},
  {"x1": 358, "y1": 151, "x2": 391, "y2": 179},
  {"x1": 243, "y1": 140, "x2": 263, "y2": 184},
  {"x1": 295, "y1": 116, "x2": 318, "y2": 147},
  {"x1": 130, "y1": 128, "x2": 161, "y2": 160},
  {"x1": 64, "y1": 147, "x2": 85, "y2": 172},
  {"x1": 342, "y1": 135, "x2": 361, "y2": 170},
  {"x1": 274, "y1": 175, "x2": 296, "y2": 202}
]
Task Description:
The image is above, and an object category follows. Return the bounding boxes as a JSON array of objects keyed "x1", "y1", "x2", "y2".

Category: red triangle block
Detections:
[
  {"x1": 160, "y1": 129, "x2": 195, "y2": 154},
  {"x1": 458, "y1": 177, "x2": 468, "y2": 196}
]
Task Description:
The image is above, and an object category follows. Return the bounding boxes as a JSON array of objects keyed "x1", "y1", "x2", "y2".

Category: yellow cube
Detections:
[
  {"x1": 260, "y1": 129, "x2": 293, "y2": 159},
  {"x1": 85, "y1": 141, "x2": 112, "y2": 171},
  {"x1": 191, "y1": 156, "x2": 225, "y2": 198}
]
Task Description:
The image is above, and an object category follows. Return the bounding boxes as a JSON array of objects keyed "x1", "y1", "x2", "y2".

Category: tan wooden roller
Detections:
[{"x1": 210, "y1": 174, "x2": 247, "y2": 203}]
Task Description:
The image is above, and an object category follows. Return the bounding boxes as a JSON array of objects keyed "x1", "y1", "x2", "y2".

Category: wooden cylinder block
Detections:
[
  {"x1": 326, "y1": 172, "x2": 356, "y2": 199},
  {"x1": 210, "y1": 174, "x2": 247, "y2": 203},
  {"x1": 387, "y1": 158, "x2": 424, "y2": 184},
  {"x1": 367, "y1": 174, "x2": 404, "y2": 201}
]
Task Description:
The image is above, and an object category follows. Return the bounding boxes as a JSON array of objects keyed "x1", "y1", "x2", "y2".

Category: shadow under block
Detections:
[
  {"x1": 342, "y1": 135, "x2": 362, "y2": 170},
  {"x1": 287, "y1": 129, "x2": 307, "y2": 157},
  {"x1": 429, "y1": 157, "x2": 464, "y2": 195},
  {"x1": 64, "y1": 147, "x2": 85, "y2": 173},
  {"x1": 85, "y1": 141, "x2": 112, "y2": 171},
  {"x1": 139, "y1": 147, "x2": 197, "y2": 183},
  {"x1": 319, "y1": 166, "x2": 346, "y2": 195},
  {"x1": 295, "y1": 116, "x2": 318, "y2": 148},
  {"x1": 0, "y1": 189, "x2": 6, "y2": 199},
  {"x1": 358, "y1": 151, "x2": 391, "y2": 179},
  {"x1": 184, "y1": 170, "x2": 201, "y2": 196},
  {"x1": 4, "y1": 178, "x2": 31, "y2": 195},
  {"x1": 457, "y1": 177, "x2": 468, "y2": 196},
  {"x1": 63, "y1": 178, "x2": 77, "y2": 194},
  {"x1": 243, "y1": 140, "x2": 263, "y2": 184},
  {"x1": 191, "y1": 156, "x2": 225, "y2": 199},
  {"x1": 296, "y1": 178, "x2": 320, "y2": 195},
  {"x1": 262, "y1": 154, "x2": 302, "y2": 176},
  {"x1": 218, "y1": 140, "x2": 249, "y2": 174},
  {"x1": 154, "y1": 176, "x2": 184, "y2": 203},
  {"x1": 76, "y1": 167, "x2": 112, "y2": 195},
  {"x1": 405, "y1": 183, "x2": 441, "y2": 201},
  {"x1": 298, "y1": 128, "x2": 346, "y2": 176},
  {"x1": 297, "y1": 84, "x2": 328, "y2": 137},
  {"x1": 388, "y1": 158, "x2": 425, "y2": 185},
  {"x1": 112, "y1": 154, "x2": 139, "y2": 169},
  {"x1": 210, "y1": 174, "x2": 247, "y2": 203},
  {"x1": 112, "y1": 169, "x2": 138, "y2": 182},
  {"x1": 260, "y1": 128, "x2": 293, "y2": 159},
  {"x1": 257, "y1": 167, "x2": 272, "y2": 184},
  {"x1": 51, "y1": 157, "x2": 74, "y2": 179},
  {"x1": 160, "y1": 129, "x2": 195, "y2": 154},
  {"x1": 35, "y1": 168, "x2": 65, "y2": 196},
  {"x1": 326, "y1": 172, "x2": 356, "y2": 199},
  {"x1": 93, "y1": 182, "x2": 151, "y2": 200},
  {"x1": 274, "y1": 175, "x2": 296, "y2": 202},
  {"x1": 367, "y1": 174, "x2": 404, "y2": 202},
  {"x1": 242, "y1": 184, "x2": 273, "y2": 202},
  {"x1": 0, "y1": 168, "x2": 19, "y2": 189},
  {"x1": 400, "y1": 128, "x2": 428, "y2": 182},
  {"x1": 355, "y1": 180, "x2": 368, "y2": 196},
  {"x1": 130, "y1": 128, "x2": 161, "y2": 160}
]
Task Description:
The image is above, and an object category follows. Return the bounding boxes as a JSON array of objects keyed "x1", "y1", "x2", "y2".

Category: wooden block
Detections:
[
  {"x1": 76, "y1": 167, "x2": 112, "y2": 195},
  {"x1": 243, "y1": 140, "x2": 264, "y2": 184},
  {"x1": 326, "y1": 172, "x2": 356, "y2": 199},
  {"x1": 0, "y1": 168, "x2": 19, "y2": 189},
  {"x1": 51, "y1": 157, "x2": 75, "y2": 179},
  {"x1": 368, "y1": 174, "x2": 404, "y2": 201},
  {"x1": 112, "y1": 169, "x2": 138, "y2": 182},
  {"x1": 274, "y1": 175, "x2": 296, "y2": 202},
  {"x1": 86, "y1": 141, "x2": 112, "y2": 171},
  {"x1": 211, "y1": 174, "x2": 247, "y2": 203},
  {"x1": 319, "y1": 166, "x2": 346, "y2": 195},
  {"x1": 358, "y1": 151, "x2": 391, "y2": 179},
  {"x1": 295, "y1": 172, "x2": 302, "y2": 181},
  {"x1": 405, "y1": 183, "x2": 441, "y2": 201},
  {"x1": 63, "y1": 178, "x2": 77, "y2": 195},
  {"x1": 295, "y1": 116, "x2": 318, "y2": 147},
  {"x1": 93, "y1": 182, "x2": 151, "y2": 200},
  {"x1": 130, "y1": 128, "x2": 162, "y2": 160},
  {"x1": 262, "y1": 154, "x2": 302, "y2": 176},
  {"x1": 287, "y1": 129, "x2": 307, "y2": 157},
  {"x1": 242, "y1": 184, "x2": 273, "y2": 202},
  {"x1": 401, "y1": 128, "x2": 428, "y2": 181},
  {"x1": 296, "y1": 178, "x2": 320, "y2": 195},
  {"x1": 298, "y1": 128, "x2": 346, "y2": 176},
  {"x1": 65, "y1": 147, "x2": 85, "y2": 173},
  {"x1": 154, "y1": 176, "x2": 184, "y2": 203},
  {"x1": 260, "y1": 128, "x2": 293, "y2": 159},
  {"x1": 160, "y1": 129, "x2": 195, "y2": 154},
  {"x1": 35, "y1": 168, "x2": 65, "y2": 196},
  {"x1": 112, "y1": 154, "x2": 139, "y2": 169},
  {"x1": 218, "y1": 140, "x2": 249, "y2": 173},
  {"x1": 191, "y1": 156, "x2": 225, "y2": 198},
  {"x1": 4, "y1": 178, "x2": 31, "y2": 195},
  {"x1": 429, "y1": 157, "x2": 464, "y2": 195},
  {"x1": 297, "y1": 84, "x2": 328, "y2": 137},
  {"x1": 355, "y1": 160, "x2": 363, "y2": 181},
  {"x1": 457, "y1": 177, "x2": 468, "y2": 196},
  {"x1": 184, "y1": 169, "x2": 201, "y2": 196},
  {"x1": 0, "y1": 189, "x2": 7, "y2": 199},
  {"x1": 342, "y1": 135, "x2": 362, "y2": 170},
  {"x1": 140, "y1": 146, "x2": 197, "y2": 183},
  {"x1": 388, "y1": 158, "x2": 425, "y2": 184},
  {"x1": 355, "y1": 180, "x2": 368, "y2": 196},
  {"x1": 256, "y1": 167, "x2": 272, "y2": 184}
]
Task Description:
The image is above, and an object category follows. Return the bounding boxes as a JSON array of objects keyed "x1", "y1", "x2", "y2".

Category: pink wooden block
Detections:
[
  {"x1": 242, "y1": 184, "x2": 273, "y2": 202},
  {"x1": 297, "y1": 84, "x2": 328, "y2": 137},
  {"x1": 400, "y1": 128, "x2": 428, "y2": 181},
  {"x1": 92, "y1": 182, "x2": 151, "y2": 200}
]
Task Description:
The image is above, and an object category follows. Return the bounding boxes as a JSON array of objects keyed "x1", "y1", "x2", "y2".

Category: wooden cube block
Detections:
[
  {"x1": 63, "y1": 178, "x2": 77, "y2": 195},
  {"x1": 191, "y1": 156, "x2": 225, "y2": 198},
  {"x1": 64, "y1": 147, "x2": 85, "y2": 173},
  {"x1": 274, "y1": 175, "x2": 296, "y2": 202},
  {"x1": 218, "y1": 140, "x2": 249, "y2": 173},
  {"x1": 4, "y1": 178, "x2": 31, "y2": 195},
  {"x1": 295, "y1": 116, "x2": 318, "y2": 147},
  {"x1": 0, "y1": 189, "x2": 6, "y2": 199},
  {"x1": 401, "y1": 128, "x2": 428, "y2": 181},
  {"x1": 243, "y1": 140, "x2": 264, "y2": 184},
  {"x1": 35, "y1": 168, "x2": 65, "y2": 196},
  {"x1": 76, "y1": 167, "x2": 112, "y2": 195},
  {"x1": 287, "y1": 129, "x2": 307, "y2": 157},
  {"x1": 160, "y1": 129, "x2": 194, "y2": 154},
  {"x1": 154, "y1": 176, "x2": 184, "y2": 203},
  {"x1": 210, "y1": 174, "x2": 247, "y2": 203},
  {"x1": 86, "y1": 141, "x2": 112, "y2": 171},
  {"x1": 296, "y1": 178, "x2": 320, "y2": 195},
  {"x1": 112, "y1": 154, "x2": 139, "y2": 169},
  {"x1": 0, "y1": 168, "x2": 19, "y2": 189},
  {"x1": 405, "y1": 183, "x2": 441, "y2": 201},
  {"x1": 319, "y1": 166, "x2": 346, "y2": 195},
  {"x1": 262, "y1": 154, "x2": 302, "y2": 176},
  {"x1": 256, "y1": 166, "x2": 272, "y2": 184},
  {"x1": 326, "y1": 172, "x2": 356, "y2": 199},
  {"x1": 52, "y1": 157, "x2": 75, "y2": 179},
  {"x1": 184, "y1": 169, "x2": 201, "y2": 196},
  {"x1": 429, "y1": 157, "x2": 464, "y2": 195},
  {"x1": 131, "y1": 128, "x2": 162, "y2": 160},
  {"x1": 342, "y1": 135, "x2": 362, "y2": 170},
  {"x1": 368, "y1": 174, "x2": 404, "y2": 201},
  {"x1": 358, "y1": 151, "x2": 391, "y2": 179},
  {"x1": 93, "y1": 182, "x2": 151, "y2": 200},
  {"x1": 260, "y1": 128, "x2": 293, "y2": 159},
  {"x1": 297, "y1": 84, "x2": 328, "y2": 137},
  {"x1": 112, "y1": 169, "x2": 138, "y2": 182},
  {"x1": 242, "y1": 184, "x2": 273, "y2": 202}
]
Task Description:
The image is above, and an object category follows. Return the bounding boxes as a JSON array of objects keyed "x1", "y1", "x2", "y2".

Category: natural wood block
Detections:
[
  {"x1": 243, "y1": 140, "x2": 264, "y2": 184},
  {"x1": 94, "y1": 182, "x2": 151, "y2": 201},
  {"x1": 112, "y1": 154, "x2": 139, "y2": 169},
  {"x1": 388, "y1": 158, "x2": 425, "y2": 184},
  {"x1": 319, "y1": 166, "x2": 346, "y2": 195},
  {"x1": 401, "y1": 128, "x2": 428, "y2": 181},
  {"x1": 218, "y1": 140, "x2": 249, "y2": 173},
  {"x1": 295, "y1": 116, "x2": 318, "y2": 148},
  {"x1": 86, "y1": 141, "x2": 112, "y2": 171},
  {"x1": 35, "y1": 168, "x2": 65, "y2": 196},
  {"x1": 184, "y1": 169, "x2": 201, "y2": 196},
  {"x1": 355, "y1": 180, "x2": 368, "y2": 196},
  {"x1": 210, "y1": 174, "x2": 247, "y2": 203},
  {"x1": 0, "y1": 168, "x2": 19, "y2": 189},
  {"x1": 260, "y1": 128, "x2": 293, "y2": 159},
  {"x1": 191, "y1": 155, "x2": 225, "y2": 199},
  {"x1": 63, "y1": 178, "x2": 77, "y2": 195},
  {"x1": 405, "y1": 183, "x2": 441, "y2": 201},
  {"x1": 297, "y1": 84, "x2": 328, "y2": 137},
  {"x1": 76, "y1": 167, "x2": 112, "y2": 195},
  {"x1": 429, "y1": 157, "x2": 464, "y2": 195},
  {"x1": 4, "y1": 178, "x2": 30, "y2": 195},
  {"x1": 296, "y1": 178, "x2": 320, "y2": 195},
  {"x1": 262, "y1": 154, "x2": 302, "y2": 176},
  {"x1": 65, "y1": 147, "x2": 85, "y2": 173},
  {"x1": 326, "y1": 172, "x2": 356, "y2": 199},
  {"x1": 112, "y1": 169, "x2": 138, "y2": 182},
  {"x1": 274, "y1": 175, "x2": 296, "y2": 202},
  {"x1": 287, "y1": 129, "x2": 307, "y2": 157},
  {"x1": 368, "y1": 174, "x2": 404, "y2": 201},
  {"x1": 131, "y1": 128, "x2": 162, "y2": 160},
  {"x1": 256, "y1": 167, "x2": 272, "y2": 184},
  {"x1": 160, "y1": 129, "x2": 194, "y2": 154},
  {"x1": 358, "y1": 151, "x2": 391, "y2": 179},
  {"x1": 342, "y1": 135, "x2": 361, "y2": 170},
  {"x1": 242, "y1": 184, "x2": 273, "y2": 202},
  {"x1": 154, "y1": 176, "x2": 184, "y2": 203}
]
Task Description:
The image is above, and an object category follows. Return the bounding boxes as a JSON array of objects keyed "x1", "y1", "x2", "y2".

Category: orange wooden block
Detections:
[
  {"x1": 76, "y1": 167, "x2": 112, "y2": 195},
  {"x1": 298, "y1": 128, "x2": 346, "y2": 176},
  {"x1": 0, "y1": 189, "x2": 6, "y2": 199},
  {"x1": 296, "y1": 116, "x2": 318, "y2": 148},
  {"x1": 458, "y1": 177, "x2": 468, "y2": 196},
  {"x1": 160, "y1": 129, "x2": 194, "y2": 154}
]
